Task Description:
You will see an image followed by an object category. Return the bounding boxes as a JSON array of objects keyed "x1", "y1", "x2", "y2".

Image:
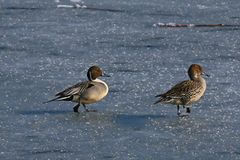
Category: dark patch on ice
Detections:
[
  {"x1": 234, "y1": 151, "x2": 240, "y2": 155},
  {"x1": 147, "y1": 11, "x2": 183, "y2": 17},
  {"x1": 57, "y1": 5, "x2": 124, "y2": 13},
  {"x1": 0, "y1": 25, "x2": 19, "y2": 30},
  {"x1": 18, "y1": 110, "x2": 70, "y2": 115},
  {"x1": 0, "y1": 45, "x2": 27, "y2": 52},
  {"x1": 102, "y1": 155, "x2": 115, "y2": 159},
  {"x1": 200, "y1": 27, "x2": 240, "y2": 32},
  {"x1": 0, "y1": 46, "x2": 12, "y2": 51},
  {"x1": 31, "y1": 149, "x2": 71, "y2": 155},
  {"x1": 26, "y1": 135, "x2": 39, "y2": 139},
  {"x1": 217, "y1": 55, "x2": 237, "y2": 60},
  {"x1": 138, "y1": 36, "x2": 165, "y2": 42},
  {"x1": 5, "y1": 7, "x2": 42, "y2": 10},
  {"x1": 97, "y1": 40, "x2": 113, "y2": 44},
  {"x1": 218, "y1": 82, "x2": 232, "y2": 86},
  {"x1": 118, "y1": 44, "x2": 163, "y2": 49},
  {"x1": 230, "y1": 16, "x2": 240, "y2": 19},
  {"x1": 86, "y1": 7, "x2": 125, "y2": 13},
  {"x1": 217, "y1": 151, "x2": 240, "y2": 156}
]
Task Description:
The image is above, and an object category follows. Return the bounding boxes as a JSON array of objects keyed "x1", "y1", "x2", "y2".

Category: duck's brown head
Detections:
[
  {"x1": 188, "y1": 64, "x2": 204, "y2": 80},
  {"x1": 87, "y1": 66, "x2": 103, "y2": 81}
]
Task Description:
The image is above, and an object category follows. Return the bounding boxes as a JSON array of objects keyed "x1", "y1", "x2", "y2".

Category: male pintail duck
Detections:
[
  {"x1": 154, "y1": 64, "x2": 208, "y2": 116},
  {"x1": 45, "y1": 66, "x2": 109, "y2": 112}
]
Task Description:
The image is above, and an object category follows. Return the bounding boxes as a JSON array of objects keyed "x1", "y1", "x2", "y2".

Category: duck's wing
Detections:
[
  {"x1": 55, "y1": 81, "x2": 94, "y2": 97},
  {"x1": 155, "y1": 80, "x2": 196, "y2": 104},
  {"x1": 164, "y1": 80, "x2": 195, "y2": 98},
  {"x1": 44, "y1": 81, "x2": 94, "y2": 103}
]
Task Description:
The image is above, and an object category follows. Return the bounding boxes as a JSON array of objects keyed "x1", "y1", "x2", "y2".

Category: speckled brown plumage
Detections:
[{"x1": 155, "y1": 64, "x2": 207, "y2": 116}]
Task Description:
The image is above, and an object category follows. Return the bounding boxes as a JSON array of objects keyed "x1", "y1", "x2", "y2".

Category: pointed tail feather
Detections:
[
  {"x1": 43, "y1": 97, "x2": 60, "y2": 104},
  {"x1": 154, "y1": 94, "x2": 164, "y2": 104},
  {"x1": 154, "y1": 99, "x2": 161, "y2": 105},
  {"x1": 43, "y1": 95, "x2": 73, "y2": 104},
  {"x1": 155, "y1": 94, "x2": 163, "y2": 97}
]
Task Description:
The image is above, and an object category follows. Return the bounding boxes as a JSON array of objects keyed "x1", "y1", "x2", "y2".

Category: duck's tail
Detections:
[
  {"x1": 154, "y1": 94, "x2": 164, "y2": 104},
  {"x1": 43, "y1": 96, "x2": 73, "y2": 104}
]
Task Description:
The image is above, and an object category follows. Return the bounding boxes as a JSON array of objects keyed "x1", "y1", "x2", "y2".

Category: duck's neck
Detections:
[
  {"x1": 199, "y1": 76, "x2": 206, "y2": 84},
  {"x1": 197, "y1": 76, "x2": 207, "y2": 91},
  {"x1": 92, "y1": 78, "x2": 109, "y2": 90},
  {"x1": 92, "y1": 78, "x2": 103, "y2": 83}
]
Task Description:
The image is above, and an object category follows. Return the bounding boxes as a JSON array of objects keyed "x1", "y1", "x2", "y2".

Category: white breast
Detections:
[
  {"x1": 80, "y1": 78, "x2": 109, "y2": 104},
  {"x1": 93, "y1": 78, "x2": 109, "y2": 97}
]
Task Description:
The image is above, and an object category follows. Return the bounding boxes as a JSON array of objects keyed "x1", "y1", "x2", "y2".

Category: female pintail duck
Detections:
[
  {"x1": 45, "y1": 66, "x2": 109, "y2": 112},
  {"x1": 154, "y1": 64, "x2": 208, "y2": 116}
]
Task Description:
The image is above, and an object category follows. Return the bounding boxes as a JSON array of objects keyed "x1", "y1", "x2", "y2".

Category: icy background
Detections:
[{"x1": 1, "y1": 0, "x2": 240, "y2": 159}]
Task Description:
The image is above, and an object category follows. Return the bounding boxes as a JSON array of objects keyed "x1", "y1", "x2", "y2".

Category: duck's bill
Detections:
[
  {"x1": 202, "y1": 72, "x2": 210, "y2": 77},
  {"x1": 102, "y1": 73, "x2": 111, "y2": 77}
]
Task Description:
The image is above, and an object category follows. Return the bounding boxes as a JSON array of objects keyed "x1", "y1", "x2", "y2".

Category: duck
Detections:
[
  {"x1": 45, "y1": 66, "x2": 109, "y2": 112},
  {"x1": 154, "y1": 64, "x2": 208, "y2": 116}
]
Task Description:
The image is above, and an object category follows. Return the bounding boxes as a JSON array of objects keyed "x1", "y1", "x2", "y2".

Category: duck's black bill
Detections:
[
  {"x1": 202, "y1": 72, "x2": 210, "y2": 77},
  {"x1": 102, "y1": 73, "x2": 111, "y2": 77}
]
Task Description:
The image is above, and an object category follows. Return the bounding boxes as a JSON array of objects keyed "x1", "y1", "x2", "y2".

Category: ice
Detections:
[
  {"x1": 70, "y1": 0, "x2": 84, "y2": 3},
  {"x1": 1, "y1": 0, "x2": 240, "y2": 159},
  {"x1": 57, "y1": 4, "x2": 75, "y2": 8},
  {"x1": 57, "y1": 4, "x2": 87, "y2": 9},
  {"x1": 196, "y1": 4, "x2": 209, "y2": 10}
]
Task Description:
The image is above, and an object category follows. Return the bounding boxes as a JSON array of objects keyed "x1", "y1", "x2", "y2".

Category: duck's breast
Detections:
[{"x1": 81, "y1": 80, "x2": 108, "y2": 104}]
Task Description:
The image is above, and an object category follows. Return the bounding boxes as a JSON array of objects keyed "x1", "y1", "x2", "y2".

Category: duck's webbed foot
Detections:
[
  {"x1": 73, "y1": 104, "x2": 80, "y2": 113},
  {"x1": 186, "y1": 107, "x2": 191, "y2": 113},
  {"x1": 177, "y1": 105, "x2": 181, "y2": 116},
  {"x1": 178, "y1": 106, "x2": 190, "y2": 117}
]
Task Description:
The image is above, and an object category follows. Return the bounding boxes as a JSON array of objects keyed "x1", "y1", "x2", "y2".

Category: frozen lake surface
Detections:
[{"x1": 1, "y1": 0, "x2": 240, "y2": 159}]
